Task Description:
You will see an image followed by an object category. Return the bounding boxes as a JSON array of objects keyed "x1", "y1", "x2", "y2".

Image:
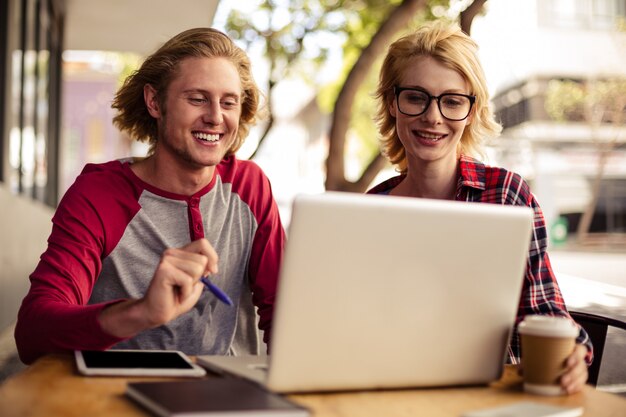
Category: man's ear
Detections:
[{"x1": 144, "y1": 84, "x2": 160, "y2": 118}]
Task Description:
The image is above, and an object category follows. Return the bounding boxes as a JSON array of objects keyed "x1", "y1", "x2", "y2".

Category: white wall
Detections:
[
  {"x1": 472, "y1": 0, "x2": 626, "y2": 96},
  {"x1": 0, "y1": 185, "x2": 53, "y2": 331}
]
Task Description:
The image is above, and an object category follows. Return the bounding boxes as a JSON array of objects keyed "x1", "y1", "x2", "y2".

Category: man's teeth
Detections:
[{"x1": 195, "y1": 132, "x2": 220, "y2": 142}]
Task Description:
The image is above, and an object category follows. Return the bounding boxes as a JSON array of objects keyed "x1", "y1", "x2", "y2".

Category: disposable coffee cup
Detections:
[{"x1": 518, "y1": 315, "x2": 578, "y2": 396}]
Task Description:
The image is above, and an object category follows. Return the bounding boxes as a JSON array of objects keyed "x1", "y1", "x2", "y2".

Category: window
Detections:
[
  {"x1": 2, "y1": 0, "x2": 63, "y2": 207},
  {"x1": 539, "y1": 0, "x2": 626, "y2": 30}
]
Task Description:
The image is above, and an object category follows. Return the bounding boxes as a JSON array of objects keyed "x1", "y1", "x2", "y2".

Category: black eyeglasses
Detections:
[{"x1": 394, "y1": 86, "x2": 475, "y2": 121}]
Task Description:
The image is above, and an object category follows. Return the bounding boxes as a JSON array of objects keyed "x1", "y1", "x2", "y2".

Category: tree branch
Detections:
[
  {"x1": 460, "y1": 0, "x2": 487, "y2": 35},
  {"x1": 325, "y1": 0, "x2": 428, "y2": 191}
]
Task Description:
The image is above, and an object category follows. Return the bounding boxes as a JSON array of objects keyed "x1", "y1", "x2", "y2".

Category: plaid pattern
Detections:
[{"x1": 368, "y1": 155, "x2": 593, "y2": 365}]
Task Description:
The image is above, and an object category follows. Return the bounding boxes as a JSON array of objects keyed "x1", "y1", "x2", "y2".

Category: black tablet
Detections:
[{"x1": 74, "y1": 349, "x2": 206, "y2": 377}]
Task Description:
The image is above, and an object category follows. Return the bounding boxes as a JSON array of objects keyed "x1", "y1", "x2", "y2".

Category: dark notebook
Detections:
[{"x1": 126, "y1": 377, "x2": 310, "y2": 417}]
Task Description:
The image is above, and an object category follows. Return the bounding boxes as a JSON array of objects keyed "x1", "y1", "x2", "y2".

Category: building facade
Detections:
[{"x1": 473, "y1": 0, "x2": 626, "y2": 239}]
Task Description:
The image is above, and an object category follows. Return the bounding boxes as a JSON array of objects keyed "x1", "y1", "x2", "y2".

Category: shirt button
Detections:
[
  {"x1": 190, "y1": 197, "x2": 199, "y2": 207},
  {"x1": 195, "y1": 224, "x2": 201, "y2": 232}
]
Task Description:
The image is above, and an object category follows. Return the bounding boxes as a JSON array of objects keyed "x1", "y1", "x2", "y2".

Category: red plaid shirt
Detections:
[{"x1": 367, "y1": 155, "x2": 592, "y2": 364}]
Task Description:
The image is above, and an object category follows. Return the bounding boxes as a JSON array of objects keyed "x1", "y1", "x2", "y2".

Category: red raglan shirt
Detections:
[{"x1": 15, "y1": 156, "x2": 285, "y2": 364}]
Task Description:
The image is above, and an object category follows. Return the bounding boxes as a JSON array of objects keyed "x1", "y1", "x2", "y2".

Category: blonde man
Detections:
[{"x1": 16, "y1": 28, "x2": 285, "y2": 364}]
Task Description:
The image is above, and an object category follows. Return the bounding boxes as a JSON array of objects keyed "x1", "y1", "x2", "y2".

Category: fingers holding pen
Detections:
[
  {"x1": 180, "y1": 238, "x2": 219, "y2": 277},
  {"x1": 143, "y1": 239, "x2": 220, "y2": 324},
  {"x1": 160, "y1": 249, "x2": 205, "y2": 297},
  {"x1": 179, "y1": 239, "x2": 234, "y2": 306},
  {"x1": 162, "y1": 238, "x2": 219, "y2": 281},
  {"x1": 98, "y1": 239, "x2": 220, "y2": 338},
  {"x1": 161, "y1": 239, "x2": 220, "y2": 293}
]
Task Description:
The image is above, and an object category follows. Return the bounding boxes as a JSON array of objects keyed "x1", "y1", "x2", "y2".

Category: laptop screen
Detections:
[{"x1": 266, "y1": 192, "x2": 532, "y2": 392}]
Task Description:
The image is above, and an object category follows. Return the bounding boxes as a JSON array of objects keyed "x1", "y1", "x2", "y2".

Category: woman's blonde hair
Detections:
[
  {"x1": 112, "y1": 28, "x2": 260, "y2": 155},
  {"x1": 374, "y1": 20, "x2": 501, "y2": 173}
]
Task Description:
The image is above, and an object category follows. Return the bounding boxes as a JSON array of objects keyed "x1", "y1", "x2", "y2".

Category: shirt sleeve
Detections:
[
  {"x1": 242, "y1": 167, "x2": 286, "y2": 347},
  {"x1": 14, "y1": 177, "x2": 128, "y2": 364},
  {"x1": 509, "y1": 192, "x2": 593, "y2": 365}
]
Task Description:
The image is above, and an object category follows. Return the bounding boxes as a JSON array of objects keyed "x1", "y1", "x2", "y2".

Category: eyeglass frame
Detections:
[{"x1": 393, "y1": 86, "x2": 476, "y2": 121}]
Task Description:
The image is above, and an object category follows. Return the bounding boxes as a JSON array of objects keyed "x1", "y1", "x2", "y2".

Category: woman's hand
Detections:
[{"x1": 560, "y1": 344, "x2": 589, "y2": 394}]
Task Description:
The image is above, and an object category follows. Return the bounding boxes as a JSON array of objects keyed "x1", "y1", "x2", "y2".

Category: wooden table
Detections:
[{"x1": 0, "y1": 354, "x2": 624, "y2": 416}]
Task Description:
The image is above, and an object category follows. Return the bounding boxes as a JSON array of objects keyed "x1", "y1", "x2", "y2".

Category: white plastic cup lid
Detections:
[{"x1": 518, "y1": 315, "x2": 578, "y2": 338}]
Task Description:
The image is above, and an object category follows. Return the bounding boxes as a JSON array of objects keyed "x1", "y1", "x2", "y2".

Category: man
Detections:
[{"x1": 15, "y1": 28, "x2": 285, "y2": 364}]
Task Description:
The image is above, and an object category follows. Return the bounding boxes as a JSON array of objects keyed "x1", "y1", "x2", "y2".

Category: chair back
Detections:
[{"x1": 569, "y1": 311, "x2": 626, "y2": 386}]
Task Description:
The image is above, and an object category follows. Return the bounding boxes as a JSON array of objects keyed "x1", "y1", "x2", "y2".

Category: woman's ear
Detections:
[
  {"x1": 144, "y1": 84, "x2": 161, "y2": 119},
  {"x1": 387, "y1": 91, "x2": 398, "y2": 118},
  {"x1": 465, "y1": 106, "x2": 475, "y2": 125}
]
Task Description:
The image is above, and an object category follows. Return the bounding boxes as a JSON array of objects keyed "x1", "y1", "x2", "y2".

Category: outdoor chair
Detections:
[{"x1": 569, "y1": 310, "x2": 626, "y2": 386}]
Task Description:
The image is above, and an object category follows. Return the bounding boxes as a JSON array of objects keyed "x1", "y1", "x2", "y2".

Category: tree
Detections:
[
  {"x1": 224, "y1": 0, "x2": 487, "y2": 188},
  {"x1": 325, "y1": 0, "x2": 428, "y2": 191},
  {"x1": 545, "y1": 78, "x2": 626, "y2": 241},
  {"x1": 224, "y1": 0, "x2": 381, "y2": 158},
  {"x1": 459, "y1": 0, "x2": 486, "y2": 34}
]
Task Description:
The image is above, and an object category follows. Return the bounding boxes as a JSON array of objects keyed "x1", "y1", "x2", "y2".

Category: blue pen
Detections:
[{"x1": 200, "y1": 276, "x2": 234, "y2": 306}]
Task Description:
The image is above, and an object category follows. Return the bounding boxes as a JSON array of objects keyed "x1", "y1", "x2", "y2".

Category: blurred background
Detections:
[{"x1": 1, "y1": 0, "x2": 624, "y2": 392}]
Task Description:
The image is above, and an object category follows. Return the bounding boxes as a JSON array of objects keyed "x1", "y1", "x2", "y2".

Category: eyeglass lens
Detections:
[{"x1": 398, "y1": 90, "x2": 472, "y2": 120}]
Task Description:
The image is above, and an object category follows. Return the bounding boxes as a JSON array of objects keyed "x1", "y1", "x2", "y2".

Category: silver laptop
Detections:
[{"x1": 198, "y1": 191, "x2": 533, "y2": 393}]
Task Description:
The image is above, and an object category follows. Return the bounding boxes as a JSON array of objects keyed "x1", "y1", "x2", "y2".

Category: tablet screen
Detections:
[{"x1": 75, "y1": 349, "x2": 206, "y2": 377}]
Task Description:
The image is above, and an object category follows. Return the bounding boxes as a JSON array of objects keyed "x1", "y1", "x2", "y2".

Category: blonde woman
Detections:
[{"x1": 368, "y1": 21, "x2": 590, "y2": 394}]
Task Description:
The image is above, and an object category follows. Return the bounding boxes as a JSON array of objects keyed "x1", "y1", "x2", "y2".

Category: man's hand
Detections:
[
  {"x1": 560, "y1": 344, "x2": 589, "y2": 394},
  {"x1": 98, "y1": 239, "x2": 218, "y2": 338}
]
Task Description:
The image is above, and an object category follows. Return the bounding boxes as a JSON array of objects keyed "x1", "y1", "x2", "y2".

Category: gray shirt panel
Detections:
[{"x1": 89, "y1": 177, "x2": 261, "y2": 355}]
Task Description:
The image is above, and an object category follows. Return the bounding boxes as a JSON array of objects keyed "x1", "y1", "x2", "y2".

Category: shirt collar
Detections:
[
  {"x1": 458, "y1": 154, "x2": 486, "y2": 191},
  {"x1": 367, "y1": 155, "x2": 488, "y2": 195}
]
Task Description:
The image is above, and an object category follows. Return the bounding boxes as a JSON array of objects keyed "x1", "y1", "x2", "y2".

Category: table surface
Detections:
[{"x1": 0, "y1": 354, "x2": 625, "y2": 417}]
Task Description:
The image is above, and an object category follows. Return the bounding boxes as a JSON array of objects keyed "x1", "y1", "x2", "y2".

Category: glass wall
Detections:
[{"x1": 2, "y1": 0, "x2": 63, "y2": 207}]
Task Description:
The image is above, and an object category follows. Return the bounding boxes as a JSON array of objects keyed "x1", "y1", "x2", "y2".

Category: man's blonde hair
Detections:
[
  {"x1": 374, "y1": 20, "x2": 501, "y2": 174},
  {"x1": 112, "y1": 28, "x2": 260, "y2": 155}
]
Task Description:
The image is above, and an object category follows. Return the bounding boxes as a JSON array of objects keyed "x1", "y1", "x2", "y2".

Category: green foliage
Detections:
[
  {"x1": 544, "y1": 80, "x2": 586, "y2": 122},
  {"x1": 317, "y1": 0, "x2": 452, "y2": 162},
  {"x1": 115, "y1": 53, "x2": 143, "y2": 88},
  {"x1": 318, "y1": 0, "x2": 450, "y2": 112},
  {"x1": 224, "y1": 0, "x2": 454, "y2": 95},
  {"x1": 225, "y1": 0, "x2": 375, "y2": 85},
  {"x1": 545, "y1": 79, "x2": 626, "y2": 123},
  {"x1": 224, "y1": 0, "x2": 465, "y2": 166}
]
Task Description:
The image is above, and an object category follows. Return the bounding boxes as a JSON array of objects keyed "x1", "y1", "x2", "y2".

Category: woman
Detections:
[{"x1": 368, "y1": 21, "x2": 591, "y2": 394}]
